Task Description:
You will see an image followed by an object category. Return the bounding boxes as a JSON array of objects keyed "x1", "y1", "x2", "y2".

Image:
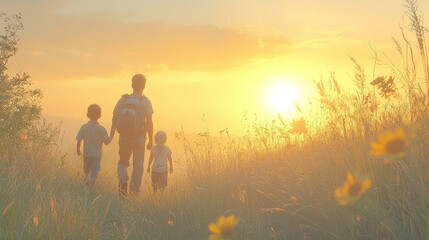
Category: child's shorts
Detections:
[
  {"x1": 83, "y1": 157, "x2": 101, "y2": 180},
  {"x1": 151, "y1": 171, "x2": 168, "y2": 192}
]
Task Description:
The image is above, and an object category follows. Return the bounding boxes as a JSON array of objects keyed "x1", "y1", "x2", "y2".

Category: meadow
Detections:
[{"x1": 1, "y1": 1, "x2": 429, "y2": 239}]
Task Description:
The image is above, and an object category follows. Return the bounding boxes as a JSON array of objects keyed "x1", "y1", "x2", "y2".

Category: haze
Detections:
[{"x1": 2, "y1": 0, "x2": 428, "y2": 134}]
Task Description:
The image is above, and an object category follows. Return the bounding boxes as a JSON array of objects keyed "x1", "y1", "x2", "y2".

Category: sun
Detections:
[{"x1": 265, "y1": 81, "x2": 299, "y2": 113}]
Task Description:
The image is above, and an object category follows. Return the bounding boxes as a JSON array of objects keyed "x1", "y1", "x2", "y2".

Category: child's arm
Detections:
[
  {"x1": 147, "y1": 153, "x2": 154, "y2": 173},
  {"x1": 103, "y1": 128, "x2": 111, "y2": 145},
  {"x1": 76, "y1": 139, "x2": 82, "y2": 156},
  {"x1": 145, "y1": 114, "x2": 153, "y2": 150},
  {"x1": 168, "y1": 155, "x2": 173, "y2": 174},
  {"x1": 76, "y1": 126, "x2": 84, "y2": 156},
  {"x1": 109, "y1": 124, "x2": 116, "y2": 142}
]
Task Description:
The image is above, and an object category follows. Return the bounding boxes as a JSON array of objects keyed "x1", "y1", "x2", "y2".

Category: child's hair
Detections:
[
  {"x1": 155, "y1": 131, "x2": 167, "y2": 155},
  {"x1": 155, "y1": 131, "x2": 167, "y2": 146},
  {"x1": 87, "y1": 104, "x2": 101, "y2": 120}
]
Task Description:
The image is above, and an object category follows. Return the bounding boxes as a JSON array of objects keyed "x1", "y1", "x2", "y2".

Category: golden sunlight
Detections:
[
  {"x1": 265, "y1": 80, "x2": 300, "y2": 114},
  {"x1": 2, "y1": 0, "x2": 429, "y2": 239}
]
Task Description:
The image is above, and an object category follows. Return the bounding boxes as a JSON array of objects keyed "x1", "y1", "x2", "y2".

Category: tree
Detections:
[{"x1": 0, "y1": 13, "x2": 43, "y2": 152}]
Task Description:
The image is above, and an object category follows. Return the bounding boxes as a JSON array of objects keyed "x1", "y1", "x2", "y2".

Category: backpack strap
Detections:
[
  {"x1": 121, "y1": 94, "x2": 130, "y2": 101},
  {"x1": 127, "y1": 94, "x2": 146, "y2": 104}
]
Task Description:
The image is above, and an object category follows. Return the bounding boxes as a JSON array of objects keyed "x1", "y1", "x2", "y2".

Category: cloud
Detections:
[{"x1": 2, "y1": 0, "x2": 291, "y2": 80}]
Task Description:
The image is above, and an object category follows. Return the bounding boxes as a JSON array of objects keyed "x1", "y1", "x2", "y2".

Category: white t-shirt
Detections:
[
  {"x1": 76, "y1": 121, "x2": 109, "y2": 158},
  {"x1": 151, "y1": 145, "x2": 172, "y2": 172},
  {"x1": 113, "y1": 93, "x2": 153, "y2": 140}
]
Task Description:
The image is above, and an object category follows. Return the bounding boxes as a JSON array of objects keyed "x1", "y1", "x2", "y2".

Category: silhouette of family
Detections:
[{"x1": 76, "y1": 74, "x2": 173, "y2": 198}]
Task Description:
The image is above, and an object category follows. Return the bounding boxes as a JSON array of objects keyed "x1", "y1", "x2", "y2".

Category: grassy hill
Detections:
[{"x1": 1, "y1": 1, "x2": 429, "y2": 239}]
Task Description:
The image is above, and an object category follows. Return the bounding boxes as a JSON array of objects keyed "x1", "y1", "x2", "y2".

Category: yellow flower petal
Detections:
[
  {"x1": 218, "y1": 216, "x2": 225, "y2": 226},
  {"x1": 397, "y1": 127, "x2": 405, "y2": 138},
  {"x1": 370, "y1": 142, "x2": 385, "y2": 151},
  {"x1": 370, "y1": 149, "x2": 385, "y2": 156},
  {"x1": 347, "y1": 172, "x2": 355, "y2": 184},
  {"x1": 361, "y1": 179, "x2": 371, "y2": 192},
  {"x1": 208, "y1": 234, "x2": 224, "y2": 240},
  {"x1": 225, "y1": 215, "x2": 239, "y2": 227},
  {"x1": 378, "y1": 133, "x2": 390, "y2": 144},
  {"x1": 209, "y1": 224, "x2": 221, "y2": 235},
  {"x1": 334, "y1": 188, "x2": 343, "y2": 197},
  {"x1": 33, "y1": 217, "x2": 39, "y2": 227},
  {"x1": 226, "y1": 215, "x2": 234, "y2": 226}
]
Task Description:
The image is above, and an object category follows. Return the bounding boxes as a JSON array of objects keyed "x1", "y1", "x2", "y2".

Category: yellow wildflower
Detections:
[
  {"x1": 33, "y1": 216, "x2": 39, "y2": 227},
  {"x1": 208, "y1": 215, "x2": 239, "y2": 240},
  {"x1": 370, "y1": 127, "x2": 412, "y2": 162},
  {"x1": 335, "y1": 172, "x2": 371, "y2": 205}
]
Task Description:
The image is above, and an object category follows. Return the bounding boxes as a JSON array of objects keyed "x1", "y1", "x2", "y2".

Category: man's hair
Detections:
[
  {"x1": 132, "y1": 74, "x2": 146, "y2": 90},
  {"x1": 87, "y1": 104, "x2": 101, "y2": 120}
]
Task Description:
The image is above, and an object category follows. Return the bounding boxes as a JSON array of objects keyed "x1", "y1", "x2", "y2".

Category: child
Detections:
[
  {"x1": 147, "y1": 131, "x2": 173, "y2": 193},
  {"x1": 76, "y1": 104, "x2": 111, "y2": 189}
]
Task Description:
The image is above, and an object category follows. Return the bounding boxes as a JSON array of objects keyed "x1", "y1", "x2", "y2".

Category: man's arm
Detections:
[
  {"x1": 109, "y1": 122, "x2": 116, "y2": 141},
  {"x1": 77, "y1": 139, "x2": 82, "y2": 156},
  {"x1": 147, "y1": 153, "x2": 154, "y2": 173},
  {"x1": 111, "y1": 97, "x2": 122, "y2": 141},
  {"x1": 168, "y1": 155, "x2": 173, "y2": 174},
  {"x1": 146, "y1": 113, "x2": 153, "y2": 150}
]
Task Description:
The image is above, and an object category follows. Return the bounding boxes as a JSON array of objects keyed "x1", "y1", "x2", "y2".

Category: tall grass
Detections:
[{"x1": 1, "y1": 1, "x2": 429, "y2": 239}]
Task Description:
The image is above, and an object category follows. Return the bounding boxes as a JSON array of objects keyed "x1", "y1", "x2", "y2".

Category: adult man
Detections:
[{"x1": 110, "y1": 74, "x2": 153, "y2": 198}]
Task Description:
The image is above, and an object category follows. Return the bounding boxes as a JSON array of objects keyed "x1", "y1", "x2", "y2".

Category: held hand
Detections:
[
  {"x1": 146, "y1": 140, "x2": 153, "y2": 150},
  {"x1": 147, "y1": 168, "x2": 150, "y2": 173},
  {"x1": 77, "y1": 149, "x2": 82, "y2": 156},
  {"x1": 170, "y1": 168, "x2": 174, "y2": 174}
]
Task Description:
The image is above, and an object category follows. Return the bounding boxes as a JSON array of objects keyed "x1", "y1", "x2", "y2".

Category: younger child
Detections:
[
  {"x1": 147, "y1": 131, "x2": 173, "y2": 193},
  {"x1": 76, "y1": 104, "x2": 111, "y2": 188}
]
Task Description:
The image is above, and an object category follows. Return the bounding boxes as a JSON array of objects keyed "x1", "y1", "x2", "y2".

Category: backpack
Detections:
[{"x1": 116, "y1": 94, "x2": 146, "y2": 138}]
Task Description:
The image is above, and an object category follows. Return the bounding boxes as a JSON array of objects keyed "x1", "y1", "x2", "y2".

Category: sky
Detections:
[{"x1": 1, "y1": 0, "x2": 429, "y2": 134}]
